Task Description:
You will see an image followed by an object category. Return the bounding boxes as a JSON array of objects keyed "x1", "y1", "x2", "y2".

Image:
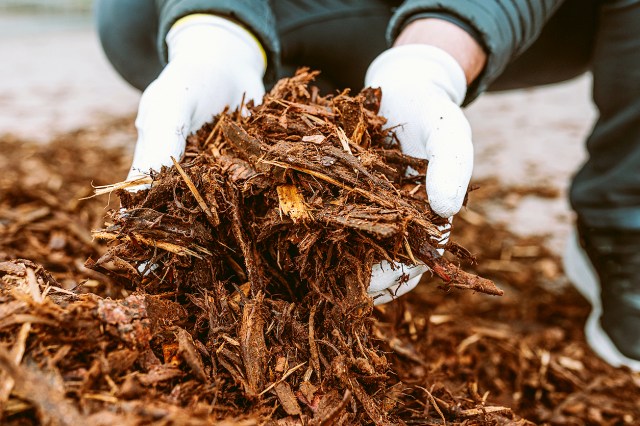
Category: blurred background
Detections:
[
  {"x1": 0, "y1": 0, "x2": 91, "y2": 13},
  {"x1": 0, "y1": 0, "x2": 90, "y2": 36},
  {"x1": 0, "y1": 0, "x2": 596, "y2": 255},
  {"x1": 0, "y1": 0, "x2": 138, "y2": 143}
]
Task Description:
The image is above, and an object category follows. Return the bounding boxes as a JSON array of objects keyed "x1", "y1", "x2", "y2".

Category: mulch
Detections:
[{"x1": 0, "y1": 71, "x2": 637, "y2": 426}]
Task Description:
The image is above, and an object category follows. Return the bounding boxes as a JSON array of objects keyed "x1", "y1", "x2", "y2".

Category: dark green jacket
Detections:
[
  {"x1": 153, "y1": 0, "x2": 563, "y2": 101},
  {"x1": 98, "y1": 0, "x2": 565, "y2": 101}
]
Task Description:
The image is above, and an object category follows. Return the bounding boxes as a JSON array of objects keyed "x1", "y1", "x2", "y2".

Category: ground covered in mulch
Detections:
[{"x1": 1, "y1": 72, "x2": 639, "y2": 425}]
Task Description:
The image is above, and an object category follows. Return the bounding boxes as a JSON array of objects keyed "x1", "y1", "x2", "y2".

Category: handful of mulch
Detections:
[{"x1": 89, "y1": 69, "x2": 500, "y2": 424}]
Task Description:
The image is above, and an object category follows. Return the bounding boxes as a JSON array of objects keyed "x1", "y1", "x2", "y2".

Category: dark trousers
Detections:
[{"x1": 96, "y1": 0, "x2": 640, "y2": 229}]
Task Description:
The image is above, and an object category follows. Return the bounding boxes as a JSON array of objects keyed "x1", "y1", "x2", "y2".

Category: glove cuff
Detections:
[
  {"x1": 365, "y1": 44, "x2": 467, "y2": 106},
  {"x1": 167, "y1": 14, "x2": 266, "y2": 77}
]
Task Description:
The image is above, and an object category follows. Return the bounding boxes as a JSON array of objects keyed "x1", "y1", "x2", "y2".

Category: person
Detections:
[{"x1": 95, "y1": 0, "x2": 640, "y2": 371}]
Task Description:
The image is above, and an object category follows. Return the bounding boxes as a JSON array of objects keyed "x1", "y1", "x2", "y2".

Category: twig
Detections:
[
  {"x1": 308, "y1": 304, "x2": 321, "y2": 382},
  {"x1": 336, "y1": 127, "x2": 353, "y2": 155},
  {"x1": 203, "y1": 115, "x2": 224, "y2": 146},
  {"x1": 259, "y1": 361, "x2": 307, "y2": 396},
  {"x1": 171, "y1": 156, "x2": 220, "y2": 226},
  {"x1": 88, "y1": 176, "x2": 153, "y2": 198},
  {"x1": 458, "y1": 405, "x2": 512, "y2": 418},
  {"x1": 403, "y1": 237, "x2": 419, "y2": 265},
  {"x1": 261, "y1": 160, "x2": 395, "y2": 209},
  {"x1": 419, "y1": 386, "x2": 447, "y2": 425},
  {"x1": 92, "y1": 231, "x2": 210, "y2": 258}
]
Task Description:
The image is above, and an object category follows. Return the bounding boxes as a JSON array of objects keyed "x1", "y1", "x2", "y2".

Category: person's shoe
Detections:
[{"x1": 563, "y1": 222, "x2": 640, "y2": 371}]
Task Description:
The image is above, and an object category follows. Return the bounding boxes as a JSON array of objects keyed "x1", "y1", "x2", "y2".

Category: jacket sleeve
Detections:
[
  {"x1": 154, "y1": 0, "x2": 280, "y2": 82},
  {"x1": 388, "y1": 0, "x2": 566, "y2": 104}
]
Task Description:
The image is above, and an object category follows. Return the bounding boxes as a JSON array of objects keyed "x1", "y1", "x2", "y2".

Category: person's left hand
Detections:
[{"x1": 364, "y1": 44, "x2": 473, "y2": 304}]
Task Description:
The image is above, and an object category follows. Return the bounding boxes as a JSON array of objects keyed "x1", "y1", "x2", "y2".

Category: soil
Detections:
[{"x1": 0, "y1": 72, "x2": 638, "y2": 426}]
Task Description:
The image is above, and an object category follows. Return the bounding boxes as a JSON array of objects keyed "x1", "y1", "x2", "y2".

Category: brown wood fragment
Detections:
[
  {"x1": 262, "y1": 159, "x2": 396, "y2": 209},
  {"x1": 177, "y1": 327, "x2": 208, "y2": 382},
  {"x1": 92, "y1": 231, "x2": 210, "y2": 258},
  {"x1": 0, "y1": 347, "x2": 85, "y2": 425},
  {"x1": 0, "y1": 322, "x2": 31, "y2": 410},
  {"x1": 302, "y1": 134, "x2": 325, "y2": 144},
  {"x1": 331, "y1": 356, "x2": 390, "y2": 425},
  {"x1": 408, "y1": 228, "x2": 503, "y2": 296},
  {"x1": 137, "y1": 365, "x2": 184, "y2": 386},
  {"x1": 459, "y1": 405, "x2": 513, "y2": 418},
  {"x1": 275, "y1": 99, "x2": 335, "y2": 118},
  {"x1": 315, "y1": 209, "x2": 400, "y2": 238},
  {"x1": 336, "y1": 127, "x2": 353, "y2": 155},
  {"x1": 311, "y1": 390, "x2": 351, "y2": 426},
  {"x1": 277, "y1": 184, "x2": 313, "y2": 223},
  {"x1": 373, "y1": 148, "x2": 428, "y2": 170},
  {"x1": 106, "y1": 348, "x2": 139, "y2": 375},
  {"x1": 220, "y1": 117, "x2": 269, "y2": 172},
  {"x1": 217, "y1": 154, "x2": 261, "y2": 183},
  {"x1": 0, "y1": 261, "x2": 26, "y2": 276},
  {"x1": 239, "y1": 297, "x2": 267, "y2": 395},
  {"x1": 433, "y1": 260, "x2": 504, "y2": 295},
  {"x1": 275, "y1": 356, "x2": 287, "y2": 373},
  {"x1": 274, "y1": 382, "x2": 302, "y2": 416}
]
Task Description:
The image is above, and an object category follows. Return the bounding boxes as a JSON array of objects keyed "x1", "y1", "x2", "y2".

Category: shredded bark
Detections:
[
  {"x1": 81, "y1": 69, "x2": 500, "y2": 423},
  {"x1": 1, "y1": 69, "x2": 637, "y2": 426}
]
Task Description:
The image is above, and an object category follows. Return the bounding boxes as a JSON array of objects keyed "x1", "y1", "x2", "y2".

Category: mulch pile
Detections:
[{"x1": 0, "y1": 70, "x2": 638, "y2": 425}]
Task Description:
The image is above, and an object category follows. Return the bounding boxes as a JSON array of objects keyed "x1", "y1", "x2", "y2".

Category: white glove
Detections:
[
  {"x1": 367, "y1": 221, "x2": 451, "y2": 305},
  {"x1": 126, "y1": 15, "x2": 266, "y2": 187},
  {"x1": 364, "y1": 44, "x2": 473, "y2": 304},
  {"x1": 365, "y1": 44, "x2": 472, "y2": 218}
]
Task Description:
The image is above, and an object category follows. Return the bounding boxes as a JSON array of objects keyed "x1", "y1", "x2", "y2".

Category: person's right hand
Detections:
[{"x1": 126, "y1": 15, "x2": 266, "y2": 189}]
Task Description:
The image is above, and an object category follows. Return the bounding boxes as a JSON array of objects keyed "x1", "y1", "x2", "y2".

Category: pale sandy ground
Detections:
[
  {"x1": 0, "y1": 13, "x2": 597, "y2": 257},
  {"x1": 467, "y1": 78, "x2": 596, "y2": 254},
  {"x1": 0, "y1": 13, "x2": 139, "y2": 143}
]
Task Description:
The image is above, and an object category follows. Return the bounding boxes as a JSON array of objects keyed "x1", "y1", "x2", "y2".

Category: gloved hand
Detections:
[
  {"x1": 126, "y1": 15, "x2": 266, "y2": 188},
  {"x1": 364, "y1": 44, "x2": 473, "y2": 304},
  {"x1": 367, "y1": 221, "x2": 451, "y2": 305}
]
